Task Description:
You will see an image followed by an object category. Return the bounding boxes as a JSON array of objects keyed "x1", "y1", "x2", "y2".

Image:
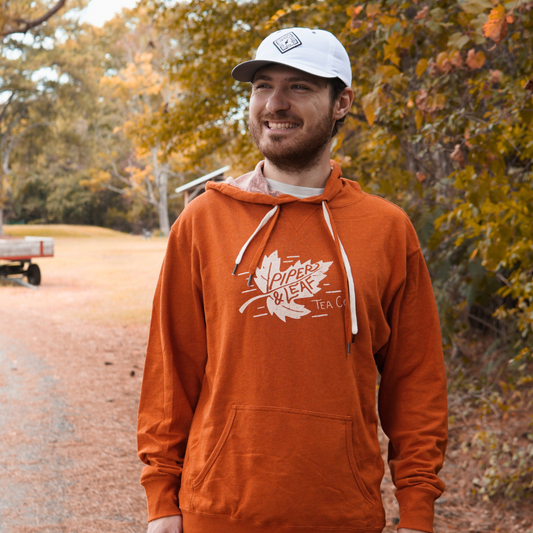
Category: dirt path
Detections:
[
  {"x1": 0, "y1": 230, "x2": 165, "y2": 532},
  {"x1": 0, "y1": 227, "x2": 532, "y2": 532},
  {"x1": 0, "y1": 310, "x2": 149, "y2": 532}
]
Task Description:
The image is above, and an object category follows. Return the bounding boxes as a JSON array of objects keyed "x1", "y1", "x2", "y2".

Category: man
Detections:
[{"x1": 138, "y1": 27, "x2": 447, "y2": 533}]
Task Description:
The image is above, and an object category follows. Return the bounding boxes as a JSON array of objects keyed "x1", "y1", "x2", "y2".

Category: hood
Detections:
[{"x1": 206, "y1": 160, "x2": 364, "y2": 208}]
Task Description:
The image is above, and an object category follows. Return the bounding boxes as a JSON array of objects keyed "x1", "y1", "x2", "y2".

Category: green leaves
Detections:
[
  {"x1": 448, "y1": 32, "x2": 470, "y2": 50},
  {"x1": 458, "y1": 0, "x2": 494, "y2": 15}
]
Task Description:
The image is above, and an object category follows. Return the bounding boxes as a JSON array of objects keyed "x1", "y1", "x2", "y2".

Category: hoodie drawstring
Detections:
[
  {"x1": 232, "y1": 205, "x2": 279, "y2": 278},
  {"x1": 322, "y1": 202, "x2": 358, "y2": 352},
  {"x1": 232, "y1": 202, "x2": 358, "y2": 352}
]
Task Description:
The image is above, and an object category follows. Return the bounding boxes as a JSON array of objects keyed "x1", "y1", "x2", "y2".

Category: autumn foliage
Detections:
[{"x1": 1, "y1": 0, "x2": 533, "y2": 500}]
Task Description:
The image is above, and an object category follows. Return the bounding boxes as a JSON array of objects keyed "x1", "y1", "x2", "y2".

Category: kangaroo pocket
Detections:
[{"x1": 189, "y1": 405, "x2": 376, "y2": 528}]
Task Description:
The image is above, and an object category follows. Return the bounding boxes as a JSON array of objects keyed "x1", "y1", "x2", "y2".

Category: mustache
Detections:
[{"x1": 257, "y1": 113, "x2": 302, "y2": 124}]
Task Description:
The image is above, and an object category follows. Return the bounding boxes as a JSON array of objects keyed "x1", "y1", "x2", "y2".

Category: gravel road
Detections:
[{"x1": 0, "y1": 283, "x2": 149, "y2": 533}]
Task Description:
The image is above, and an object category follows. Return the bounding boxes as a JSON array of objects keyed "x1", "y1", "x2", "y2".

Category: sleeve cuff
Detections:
[
  {"x1": 396, "y1": 487, "x2": 438, "y2": 533},
  {"x1": 142, "y1": 476, "x2": 182, "y2": 522}
]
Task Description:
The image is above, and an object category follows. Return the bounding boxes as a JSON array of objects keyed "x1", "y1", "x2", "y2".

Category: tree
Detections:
[
  {"x1": 333, "y1": 0, "x2": 533, "y2": 355},
  {"x1": 1, "y1": 0, "x2": 68, "y2": 37},
  {"x1": 91, "y1": 15, "x2": 185, "y2": 236},
  {"x1": 0, "y1": 0, "x2": 85, "y2": 233},
  {"x1": 143, "y1": 0, "x2": 533, "y2": 349}
]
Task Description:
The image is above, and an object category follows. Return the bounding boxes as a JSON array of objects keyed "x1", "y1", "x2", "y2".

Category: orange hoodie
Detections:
[{"x1": 137, "y1": 162, "x2": 448, "y2": 533}]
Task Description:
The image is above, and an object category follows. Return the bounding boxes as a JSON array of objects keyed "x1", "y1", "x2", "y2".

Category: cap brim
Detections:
[
  {"x1": 231, "y1": 60, "x2": 279, "y2": 82},
  {"x1": 231, "y1": 59, "x2": 338, "y2": 83}
]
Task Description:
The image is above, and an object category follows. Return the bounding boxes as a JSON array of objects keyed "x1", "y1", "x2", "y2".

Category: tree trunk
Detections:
[
  {"x1": 0, "y1": 206, "x2": 4, "y2": 235},
  {"x1": 157, "y1": 170, "x2": 170, "y2": 236},
  {"x1": 151, "y1": 147, "x2": 170, "y2": 236}
]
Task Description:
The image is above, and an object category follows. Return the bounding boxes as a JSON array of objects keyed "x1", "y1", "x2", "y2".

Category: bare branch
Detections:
[
  {"x1": 0, "y1": 91, "x2": 17, "y2": 125},
  {"x1": 2, "y1": 0, "x2": 68, "y2": 37}
]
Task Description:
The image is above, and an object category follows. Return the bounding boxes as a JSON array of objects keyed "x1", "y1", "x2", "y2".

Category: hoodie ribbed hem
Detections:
[
  {"x1": 396, "y1": 487, "x2": 438, "y2": 533},
  {"x1": 142, "y1": 477, "x2": 181, "y2": 521},
  {"x1": 182, "y1": 510, "x2": 384, "y2": 533}
]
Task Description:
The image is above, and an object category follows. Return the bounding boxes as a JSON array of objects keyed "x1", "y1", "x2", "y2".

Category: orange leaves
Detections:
[
  {"x1": 415, "y1": 6, "x2": 429, "y2": 19},
  {"x1": 346, "y1": 5, "x2": 363, "y2": 29},
  {"x1": 416, "y1": 171, "x2": 427, "y2": 183},
  {"x1": 489, "y1": 69, "x2": 502, "y2": 84},
  {"x1": 466, "y1": 48, "x2": 486, "y2": 70},
  {"x1": 450, "y1": 144, "x2": 466, "y2": 167},
  {"x1": 415, "y1": 89, "x2": 445, "y2": 114},
  {"x1": 482, "y1": 4, "x2": 514, "y2": 46},
  {"x1": 415, "y1": 89, "x2": 429, "y2": 111},
  {"x1": 430, "y1": 51, "x2": 463, "y2": 75}
]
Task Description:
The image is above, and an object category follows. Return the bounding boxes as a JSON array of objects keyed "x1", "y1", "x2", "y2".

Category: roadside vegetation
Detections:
[{"x1": 1, "y1": 0, "x2": 532, "y2": 510}]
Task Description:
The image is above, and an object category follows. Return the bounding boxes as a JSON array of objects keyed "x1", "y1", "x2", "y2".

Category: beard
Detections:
[{"x1": 248, "y1": 108, "x2": 335, "y2": 173}]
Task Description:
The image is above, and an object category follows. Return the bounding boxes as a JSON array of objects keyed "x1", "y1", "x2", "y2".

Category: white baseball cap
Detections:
[{"x1": 232, "y1": 27, "x2": 352, "y2": 87}]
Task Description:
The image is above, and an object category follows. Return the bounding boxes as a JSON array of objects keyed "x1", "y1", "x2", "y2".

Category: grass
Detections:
[
  {"x1": 0, "y1": 224, "x2": 168, "y2": 325},
  {"x1": 3, "y1": 224, "x2": 128, "y2": 238}
]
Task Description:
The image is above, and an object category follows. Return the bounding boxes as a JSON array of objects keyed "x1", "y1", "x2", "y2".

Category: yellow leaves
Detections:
[
  {"x1": 415, "y1": 58, "x2": 428, "y2": 78},
  {"x1": 436, "y1": 52, "x2": 453, "y2": 74},
  {"x1": 377, "y1": 64, "x2": 401, "y2": 81},
  {"x1": 82, "y1": 170, "x2": 112, "y2": 192},
  {"x1": 415, "y1": 109, "x2": 424, "y2": 131},
  {"x1": 379, "y1": 14, "x2": 398, "y2": 27},
  {"x1": 362, "y1": 88, "x2": 384, "y2": 126},
  {"x1": 267, "y1": 4, "x2": 306, "y2": 27},
  {"x1": 482, "y1": 4, "x2": 510, "y2": 45},
  {"x1": 366, "y1": 4, "x2": 381, "y2": 18},
  {"x1": 466, "y1": 48, "x2": 486, "y2": 70},
  {"x1": 384, "y1": 32, "x2": 413, "y2": 66}
]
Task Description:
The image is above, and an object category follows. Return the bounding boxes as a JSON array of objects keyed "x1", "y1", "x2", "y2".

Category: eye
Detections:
[{"x1": 292, "y1": 84, "x2": 310, "y2": 91}]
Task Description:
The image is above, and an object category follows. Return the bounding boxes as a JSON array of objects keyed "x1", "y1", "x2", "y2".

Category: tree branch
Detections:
[{"x1": 2, "y1": 0, "x2": 68, "y2": 36}]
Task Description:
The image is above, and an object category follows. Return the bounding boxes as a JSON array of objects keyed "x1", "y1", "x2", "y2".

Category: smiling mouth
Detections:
[{"x1": 265, "y1": 122, "x2": 299, "y2": 130}]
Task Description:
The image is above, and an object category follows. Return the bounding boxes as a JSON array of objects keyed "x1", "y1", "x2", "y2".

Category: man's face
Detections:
[{"x1": 248, "y1": 64, "x2": 336, "y2": 173}]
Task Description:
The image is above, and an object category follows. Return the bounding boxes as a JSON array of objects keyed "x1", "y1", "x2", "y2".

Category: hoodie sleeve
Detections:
[
  {"x1": 137, "y1": 216, "x2": 207, "y2": 521},
  {"x1": 377, "y1": 248, "x2": 448, "y2": 533}
]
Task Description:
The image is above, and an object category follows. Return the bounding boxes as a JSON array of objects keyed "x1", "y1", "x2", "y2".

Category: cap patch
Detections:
[{"x1": 273, "y1": 32, "x2": 302, "y2": 54}]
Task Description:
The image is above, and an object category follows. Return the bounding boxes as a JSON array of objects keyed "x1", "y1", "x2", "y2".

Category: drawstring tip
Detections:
[
  {"x1": 247, "y1": 274, "x2": 254, "y2": 286},
  {"x1": 232, "y1": 264, "x2": 238, "y2": 275},
  {"x1": 347, "y1": 335, "x2": 355, "y2": 355}
]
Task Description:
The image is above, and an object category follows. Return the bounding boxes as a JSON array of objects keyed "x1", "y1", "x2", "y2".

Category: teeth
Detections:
[{"x1": 267, "y1": 122, "x2": 298, "y2": 130}]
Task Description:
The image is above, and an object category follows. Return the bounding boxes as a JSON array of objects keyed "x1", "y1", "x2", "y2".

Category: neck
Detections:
[{"x1": 263, "y1": 150, "x2": 332, "y2": 188}]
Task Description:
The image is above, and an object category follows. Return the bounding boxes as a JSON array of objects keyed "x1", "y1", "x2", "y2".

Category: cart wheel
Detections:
[{"x1": 26, "y1": 264, "x2": 41, "y2": 286}]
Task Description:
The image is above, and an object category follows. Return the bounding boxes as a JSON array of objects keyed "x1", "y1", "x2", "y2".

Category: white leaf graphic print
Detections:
[{"x1": 239, "y1": 251, "x2": 333, "y2": 322}]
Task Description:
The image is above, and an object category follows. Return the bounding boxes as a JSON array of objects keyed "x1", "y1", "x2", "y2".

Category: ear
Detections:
[{"x1": 332, "y1": 87, "x2": 354, "y2": 120}]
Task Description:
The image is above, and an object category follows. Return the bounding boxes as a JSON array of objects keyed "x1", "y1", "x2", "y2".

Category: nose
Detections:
[{"x1": 266, "y1": 86, "x2": 290, "y2": 114}]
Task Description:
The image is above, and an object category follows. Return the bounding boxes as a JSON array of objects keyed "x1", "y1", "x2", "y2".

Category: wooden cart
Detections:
[{"x1": 0, "y1": 236, "x2": 54, "y2": 287}]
